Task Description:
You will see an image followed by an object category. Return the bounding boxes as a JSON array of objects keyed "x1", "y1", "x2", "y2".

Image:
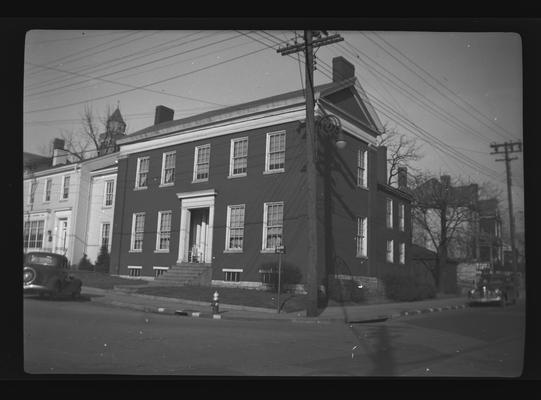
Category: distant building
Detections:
[{"x1": 98, "y1": 106, "x2": 127, "y2": 156}]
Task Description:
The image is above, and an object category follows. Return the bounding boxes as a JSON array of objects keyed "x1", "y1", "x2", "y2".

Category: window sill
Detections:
[
  {"x1": 159, "y1": 183, "x2": 175, "y2": 188},
  {"x1": 260, "y1": 249, "x2": 280, "y2": 254},
  {"x1": 129, "y1": 249, "x2": 143, "y2": 253},
  {"x1": 356, "y1": 185, "x2": 369, "y2": 191},
  {"x1": 227, "y1": 173, "x2": 247, "y2": 179},
  {"x1": 355, "y1": 255, "x2": 368, "y2": 260},
  {"x1": 224, "y1": 249, "x2": 243, "y2": 254},
  {"x1": 59, "y1": 198, "x2": 69, "y2": 202},
  {"x1": 192, "y1": 179, "x2": 209, "y2": 184},
  {"x1": 154, "y1": 249, "x2": 170, "y2": 253},
  {"x1": 133, "y1": 186, "x2": 148, "y2": 191},
  {"x1": 263, "y1": 169, "x2": 284, "y2": 175},
  {"x1": 102, "y1": 205, "x2": 113, "y2": 209}
]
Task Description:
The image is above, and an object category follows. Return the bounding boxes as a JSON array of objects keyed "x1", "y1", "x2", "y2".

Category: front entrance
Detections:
[
  {"x1": 176, "y1": 189, "x2": 217, "y2": 265},
  {"x1": 54, "y1": 217, "x2": 69, "y2": 255},
  {"x1": 187, "y1": 208, "x2": 209, "y2": 263}
]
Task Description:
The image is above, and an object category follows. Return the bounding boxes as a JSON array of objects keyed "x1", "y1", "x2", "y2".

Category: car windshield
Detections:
[{"x1": 25, "y1": 254, "x2": 62, "y2": 267}]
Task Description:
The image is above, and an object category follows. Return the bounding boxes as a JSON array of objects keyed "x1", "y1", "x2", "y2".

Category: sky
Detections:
[{"x1": 23, "y1": 29, "x2": 524, "y2": 216}]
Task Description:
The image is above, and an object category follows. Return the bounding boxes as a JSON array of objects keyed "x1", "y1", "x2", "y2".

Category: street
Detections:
[{"x1": 23, "y1": 296, "x2": 525, "y2": 377}]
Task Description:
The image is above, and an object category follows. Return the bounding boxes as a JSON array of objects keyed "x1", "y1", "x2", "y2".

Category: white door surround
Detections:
[{"x1": 176, "y1": 189, "x2": 217, "y2": 264}]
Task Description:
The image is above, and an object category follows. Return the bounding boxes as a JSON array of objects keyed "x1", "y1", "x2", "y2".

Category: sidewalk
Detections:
[{"x1": 82, "y1": 286, "x2": 473, "y2": 324}]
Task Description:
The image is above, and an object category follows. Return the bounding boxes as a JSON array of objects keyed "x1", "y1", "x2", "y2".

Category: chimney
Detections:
[
  {"x1": 52, "y1": 138, "x2": 69, "y2": 166},
  {"x1": 398, "y1": 167, "x2": 408, "y2": 189},
  {"x1": 440, "y1": 175, "x2": 451, "y2": 188},
  {"x1": 154, "y1": 105, "x2": 175, "y2": 125},
  {"x1": 377, "y1": 146, "x2": 388, "y2": 184},
  {"x1": 332, "y1": 56, "x2": 355, "y2": 83}
]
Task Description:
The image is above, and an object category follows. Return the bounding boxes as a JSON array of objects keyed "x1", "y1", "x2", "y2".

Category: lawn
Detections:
[
  {"x1": 70, "y1": 270, "x2": 149, "y2": 290},
  {"x1": 135, "y1": 285, "x2": 309, "y2": 313}
]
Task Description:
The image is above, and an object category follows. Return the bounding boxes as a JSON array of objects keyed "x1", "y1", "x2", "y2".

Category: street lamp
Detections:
[{"x1": 317, "y1": 114, "x2": 346, "y2": 149}]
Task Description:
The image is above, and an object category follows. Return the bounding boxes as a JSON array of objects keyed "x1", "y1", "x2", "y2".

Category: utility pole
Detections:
[
  {"x1": 490, "y1": 141, "x2": 522, "y2": 291},
  {"x1": 277, "y1": 30, "x2": 343, "y2": 317}
]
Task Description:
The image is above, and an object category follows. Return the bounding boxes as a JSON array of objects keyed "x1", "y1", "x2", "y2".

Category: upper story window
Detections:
[
  {"x1": 357, "y1": 148, "x2": 368, "y2": 188},
  {"x1": 225, "y1": 204, "x2": 245, "y2": 251},
  {"x1": 386, "y1": 198, "x2": 393, "y2": 229},
  {"x1": 104, "y1": 179, "x2": 115, "y2": 207},
  {"x1": 135, "y1": 157, "x2": 149, "y2": 189},
  {"x1": 262, "y1": 202, "x2": 284, "y2": 251},
  {"x1": 398, "y1": 203, "x2": 405, "y2": 231},
  {"x1": 193, "y1": 144, "x2": 210, "y2": 182},
  {"x1": 156, "y1": 210, "x2": 172, "y2": 251},
  {"x1": 356, "y1": 216, "x2": 367, "y2": 258},
  {"x1": 44, "y1": 179, "x2": 52, "y2": 202},
  {"x1": 265, "y1": 131, "x2": 286, "y2": 173},
  {"x1": 229, "y1": 137, "x2": 248, "y2": 177},
  {"x1": 61, "y1": 175, "x2": 70, "y2": 200},
  {"x1": 130, "y1": 212, "x2": 145, "y2": 252},
  {"x1": 161, "y1": 151, "x2": 176, "y2": 186},
  {"x1": 28, "y1": 181, "x2": 37, "y2": 205}
]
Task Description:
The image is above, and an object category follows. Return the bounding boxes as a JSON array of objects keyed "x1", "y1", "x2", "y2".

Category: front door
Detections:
[
  {"x1": 54, "y1": 218, "x2": 69, "y2": 255},
  {"x1": 188, "y1": 208, "x2": 209, "y2": 263}
]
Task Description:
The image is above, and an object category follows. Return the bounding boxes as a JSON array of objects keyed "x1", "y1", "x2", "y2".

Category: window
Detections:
[
  {"x1": 386, "y1": 240, "x2": 394, "y2": 263},
  {"x1": 61, "y1": 176, "x2": 70, "y2": 200},
  {"x1": 44, "y1": 179, "x2": 52, "y2": 202},
  {"x1": 229, "y1": 137, "x2": 248, "y2": 176},
  {"x1": 399, "y1": 203, "x2": 405, "y2": 231},
  {"x1": 128, "y1": 266, "x2": 142, "y2": 277},
  {"x1": 262, "y1": 202, "x2": 284, "y2": 250},
  {"x1": 153, "y1": 266, "x2": 169, "y2": 278},
  {"x1": 130, "y1": 213, "x2": 145, "y2": 251},
  {"x1": 156, "y1": 211, "x2": 172, "y2": 251},
  {"x1": 29, "y1": 181, "x2": 37, "y2": 205},
  {"x1": 260, "y1": 269, "x2": 274, "y2": 284},
  {"x1": 23, "y1": 220, "x2": 44, "y2": 249},
  {"x1": 386, "y1": 198, "x2": 393, "y2": 228},
  {"x1": 161, "y1": 151, "x2": 176, "y2": 185},
  {"x1": 223, "y1": 269, "x2": 242, "y2": 282},
  {"x1": 399, "y1": 242, "x2": 405, "y2": 264},
  {"x1": 193, "y1": 144, "x2": 211, "y2": 182},
  {"x1": 357, "y1": 148, "x2": 368, "y2": 187},
  {"x1": 135, "y1": 157, "x2": 149, "y2": 189},
  {"x1": 225, "y1": 205, "x2": 245, "y2": 251},
  {"x1": 265, "y1": 131, "x2": 286, "y2": 173},
  {"x1": 356, "y1": 217, "x2": 367, "y2": 258},
  {"x1": 104, "y1": 180, "x2": 115, "y2": 207},
  {"x1": 100, "y1": 222, "x2": 111, "y2": 250}
]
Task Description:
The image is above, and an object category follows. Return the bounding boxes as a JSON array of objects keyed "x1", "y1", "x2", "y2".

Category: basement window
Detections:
[
  {"x1": 223, "y1": 268, "x2": 242, "y2": 282},
  {"x1": 128, "y1": 266, "x2": 142, "y2": 277},
  {"x1": 153, "y1": 266, "x2": 169, "y2": 278}
]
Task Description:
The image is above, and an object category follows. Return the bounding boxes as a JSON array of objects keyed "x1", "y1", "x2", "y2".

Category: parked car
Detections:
[
  {"x1": 23, "y1": 252, "x2": 82, "y2": 299},
  {"x1": 467, "y1": 272, "x2": 517, "y2": 306}
]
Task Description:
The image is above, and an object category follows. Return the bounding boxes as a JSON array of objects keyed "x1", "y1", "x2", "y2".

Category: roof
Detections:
[
  {"x1": 377, "y1": 182, "x2": 413, "y2": 202},
  {"x1": 108, "y1": 107, "x2": 126, "y2": 125},
  {"x1": 117, "y1": 78, "x2": 358, "y2": 146},
  {"x1": 23, "y1": 152, "x2": 52, "y2": 173}
]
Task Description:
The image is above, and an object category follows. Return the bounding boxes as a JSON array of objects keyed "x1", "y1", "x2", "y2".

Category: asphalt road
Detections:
[{"x1": 23, "y1": 295, "x2": 525, "y2": 377}]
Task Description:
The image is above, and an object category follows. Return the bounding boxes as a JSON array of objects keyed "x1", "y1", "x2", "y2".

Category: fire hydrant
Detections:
[{"x1": 211, "y1": 291, "x2": 219, "y2": 314}]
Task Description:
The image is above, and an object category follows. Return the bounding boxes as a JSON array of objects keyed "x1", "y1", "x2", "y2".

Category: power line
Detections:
[
  {"x1": 368, "y1": 31, "x2": 520, "y2": 142},
  {"x1": 24, "y1": 45, "x2": 269, "y2": 114}
]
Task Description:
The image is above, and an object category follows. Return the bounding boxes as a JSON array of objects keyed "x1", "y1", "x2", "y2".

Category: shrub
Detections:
[
  {"x1": 260, "y1": 262, "x2": 302, "y2": 293},
  {"x1": 382, "y1": 265, "x2": 436, "y2": 302},
  {"x1": 94, "y1": 245, "x2": 110, "y2": 274},
  {"x1": 327, "y1": 277, "x2": 365, "y2": 303},
  {"x1": 78, "y1": 253, "x2": 94, "y2": 271}
]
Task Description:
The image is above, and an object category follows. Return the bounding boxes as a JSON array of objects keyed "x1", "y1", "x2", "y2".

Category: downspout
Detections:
[{"x1": 116, "y1": 157, "x2": 128, "y2": 275}]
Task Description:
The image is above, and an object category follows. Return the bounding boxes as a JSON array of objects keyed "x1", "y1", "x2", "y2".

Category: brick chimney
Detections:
[
  {"x1": 154, "y1": 105, "x2": 175, "y2": 125},
  {"x1": 52, "y1": 138, "x2": 69, "y2": 166},
  {"x1": 398, "y1": 167, "x2": 408, "y2": 189},
  {"x1": 376, "y1": 146, "x2": 388, "y2": 184},
  {"x1": 332, "y1": 56, "x2": 355, "y2": 83},
  {"x1": 440, "y1": 175, "x2": 451, "y2": 188}
]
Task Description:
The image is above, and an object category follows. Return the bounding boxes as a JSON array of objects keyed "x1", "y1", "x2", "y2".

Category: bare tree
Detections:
[
  {"x1": 377, "y1": 125, "x2": 423, "y2": 186},
  {"x1": 411, "y1": 172, "x2": 478, "y2": 291},
  {"x1": 59, "y1": 104, "x2": 114, "y2": 161}
]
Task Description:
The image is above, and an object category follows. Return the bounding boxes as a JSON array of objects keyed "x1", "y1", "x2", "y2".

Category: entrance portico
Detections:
[{"x1": 176, "y1": 189, "x2": 217, "y2": 264}]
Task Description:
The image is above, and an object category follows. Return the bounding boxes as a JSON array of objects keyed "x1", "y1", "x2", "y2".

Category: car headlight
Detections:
[
  {"x1": 23, "y1": 269, "x2": 35, "y2": 284},
  {"x1": 494, "y1": 289, "x2": 501, "y2": 295}
]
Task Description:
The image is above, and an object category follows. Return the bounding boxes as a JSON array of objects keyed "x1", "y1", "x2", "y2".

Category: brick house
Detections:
[{"x1": 109, "y1": 57, "x2": 412, "y2": 294}]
